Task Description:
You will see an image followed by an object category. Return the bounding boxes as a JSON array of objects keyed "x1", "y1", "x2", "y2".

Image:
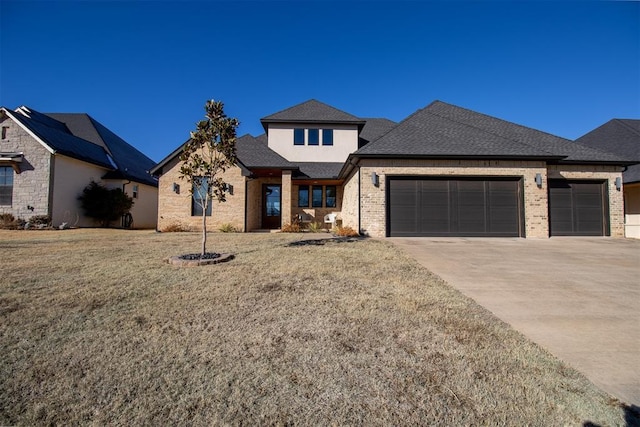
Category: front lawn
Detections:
[{"x1": 0, "y1": 230, "x2": 629, "y2": 425}]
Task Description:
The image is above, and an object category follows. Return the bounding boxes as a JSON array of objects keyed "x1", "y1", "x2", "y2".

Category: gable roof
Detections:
[
  {"x1": 575, "y1": 119, "x2": 640, "y2": 183},
  {"x1": 7, "y1": 106, "x2": 157, "y2": 186},
  {"x1": 359, "y1": 118, "x2": 397, "y2": 146},
  {"x1": 236, "y1": 134, "x2": 296, "y2": 169},
  {"x1": 355, "y1": 101, "x2": 630, "y2": 164},
  {"x1": 261, "y1": 99, "x2": 366, "y2": 131}
]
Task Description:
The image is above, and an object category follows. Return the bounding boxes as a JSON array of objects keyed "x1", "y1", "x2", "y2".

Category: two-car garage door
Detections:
[
  {"x1": 388, "y1": 177, "x2": 523, "y2": 237},
  {"x1": 387, "y1": 177, "x2": 609, "y2": 237}
]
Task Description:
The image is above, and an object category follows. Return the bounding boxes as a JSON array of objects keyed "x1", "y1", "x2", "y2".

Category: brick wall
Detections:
[
  {"x1": 0, "y1": 115, "x2": 53, "y2": 220},
  {"x1": 157, "y1": 156, "x2": 246, "y2": 232},
  {"x1": 548, "y1": 165, "x2": 625, "y2": 237}
]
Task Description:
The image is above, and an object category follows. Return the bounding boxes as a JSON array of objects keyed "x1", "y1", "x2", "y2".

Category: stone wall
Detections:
[{"x1": 0, "y1": 115, "x2": 53, "y2": 220}]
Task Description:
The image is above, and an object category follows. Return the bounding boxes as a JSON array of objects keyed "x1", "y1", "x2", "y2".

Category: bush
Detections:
[
  {"x1": 28, "y1": 215, "x2": 51, "y2": 227},
  {"x1": 161, "y1": 222, "x2": 191, "y2": 232},
  {"x1": 0, "y1": 213, "x2": 19, "y2": 230},
  {"x1": 219, "y1": 223, "x2": 238, "y2": 233},
  {"x1": 306, "y1": 221, "x2": 324, "y2": 233},
  {"x1": 280, "y1": 222, "x2": 302, "y2": 233},
  {"x1": 78, "y1": 181, "x2": 134, "y2": 227},
  {"x1": 332, "y1": 226, "x2": 360, "y2": 237}
]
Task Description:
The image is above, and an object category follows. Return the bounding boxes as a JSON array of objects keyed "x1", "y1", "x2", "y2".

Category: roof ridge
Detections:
[
  {"x1": 615, "y1": 118, "x2": 640, "y2": 136},
  {"x1": 425, "y1": 102, "x2": 561, "y2": 157}
]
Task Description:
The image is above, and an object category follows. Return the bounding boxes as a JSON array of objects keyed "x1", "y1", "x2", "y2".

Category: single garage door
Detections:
[
  {"x1": 548, "y1": 180, "x2": 608, "y2": 236},
  {"x1": 388, "y1": 177, "x2": 523, "y2": 237}
]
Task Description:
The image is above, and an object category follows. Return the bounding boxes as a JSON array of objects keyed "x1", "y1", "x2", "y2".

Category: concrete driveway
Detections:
[{"x1": 390, "y1": 237, "x2": 640, "y2": 406}]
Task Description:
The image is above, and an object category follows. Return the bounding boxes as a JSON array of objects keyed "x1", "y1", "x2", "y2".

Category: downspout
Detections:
[
  {"x1": 244, "y1": 178, "x2": 249, "y2": 232},
  {"x1": 357, "y1": 164, "x2": 362, "y2": 235}
]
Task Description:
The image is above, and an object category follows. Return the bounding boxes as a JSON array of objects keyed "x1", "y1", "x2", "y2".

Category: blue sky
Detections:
[{"x1": 1, "y1": 1, "x2": 638, "y2": 162}]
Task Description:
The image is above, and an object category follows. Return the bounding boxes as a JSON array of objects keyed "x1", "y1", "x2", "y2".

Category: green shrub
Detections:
[{"x1": 78, "y1": 181, "x2": 134, "y2": 227}]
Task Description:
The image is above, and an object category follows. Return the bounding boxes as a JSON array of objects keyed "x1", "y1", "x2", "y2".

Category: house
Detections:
[
  {"x1": 151, "y1": 99, "x2": 633, "y2": 238},
  {"x1": 575, "y1": 119, "x2": 640, "y2": 238},
  {"x1": 0, "y1": 106, "x2": 158, "y2": 228}
]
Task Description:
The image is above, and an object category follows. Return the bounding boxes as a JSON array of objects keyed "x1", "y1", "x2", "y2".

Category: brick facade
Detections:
[{"x1": 156, "y1": 156, "x2": 247, "y2": 232}]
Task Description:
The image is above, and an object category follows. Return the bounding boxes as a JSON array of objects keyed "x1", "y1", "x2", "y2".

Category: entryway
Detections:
[{"x1": 262, "y1": 184, "x2": 281, "y2": 229}]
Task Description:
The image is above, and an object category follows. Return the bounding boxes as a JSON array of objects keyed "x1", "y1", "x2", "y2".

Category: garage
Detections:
[
  {"x1": 548, "y1": 180, "x2": 608, "y2": 236},
  {"x1": 388, "y1": 177, "x2": 524, "y2": 237}
]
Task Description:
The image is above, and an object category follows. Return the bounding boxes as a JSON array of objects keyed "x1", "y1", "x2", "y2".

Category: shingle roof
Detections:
[
  {"x1": 359, "y1": 118, "x2": 397, "y2": 146},
  {"x1": 47, "y1": 113, "x2": 157, "y2": 186},
  {"x1": 5, "y1": 107, "x2": 157, "y2": 186},
  {"x1": 236, "y1": 134, "x2": 296, "y2": 169},
  {"x1": 261, "y1": 99, "x2": 366, "y2": 128},
  {"x1": 7, "y1": 109, "x2": 115, "y2": 169},
  {"x1": 356, "y1": 101, "x2": 630, "y2": 163},
  {"x1": 575, "y1": 119, "x2": 640, "y2": 183},
  {"x1": 292, "y1": 162, "x2": 344, "y2": 180}
]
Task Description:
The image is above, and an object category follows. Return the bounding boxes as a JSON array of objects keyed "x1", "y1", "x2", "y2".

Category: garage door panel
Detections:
[
  {"x1": 389, "y1": 178, "x2": 522, "y2": 237},
  {"x1": 549, "y1": 180, "x2": 607, "y2": 236}
]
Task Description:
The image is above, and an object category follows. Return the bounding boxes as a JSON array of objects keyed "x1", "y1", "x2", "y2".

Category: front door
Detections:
[{"x1": 262, "y1": 184, "x2": 281, "y2": 229}]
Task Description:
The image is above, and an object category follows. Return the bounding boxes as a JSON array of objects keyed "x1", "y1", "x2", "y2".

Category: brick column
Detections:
[{"x1": 281, "y1": 170, "x2": 292, "y2": 226}]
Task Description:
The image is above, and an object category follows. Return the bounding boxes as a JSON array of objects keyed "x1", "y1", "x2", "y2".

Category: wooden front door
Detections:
[{"x1": 262, "y1": 184, "x2": 281, "y2": 229}]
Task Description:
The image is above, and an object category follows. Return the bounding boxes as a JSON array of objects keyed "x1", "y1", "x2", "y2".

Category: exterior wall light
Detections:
[
  {"x1": 371, "y1": 172, "x2": 379, "y2": 187},
  {"x1": 225, "y1": 183, "x2": 234, "y2": 195},
  {"x1": 615, "y1": 177, "x2": 622, "y2": 191},
  {"x1": 173, "y1": 183, "x2": 180, "y2": 194},
  {"x1": 535, "y1": 173, "x2": 543, "y2": 188}
]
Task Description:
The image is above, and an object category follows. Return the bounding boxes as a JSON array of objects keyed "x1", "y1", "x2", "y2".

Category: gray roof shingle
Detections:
[
  {"x1": 359, "y1": 118, "x2": 397, "y2": 147},
  {"x1": 575, "y1": 119, "x2": 640, "y2": 183},
  {"x1": 292, "y1": 162, "x2": 344, "y2": 180},
  {"x1": 236, "y1": 134, "x2": 296, "y2": 169},
  {"x1": 261, "y1": 99, "x2": 366, "y2": 127},
  {"x1": 357, "y1": 101, "x2": 630, "y2": 163}
]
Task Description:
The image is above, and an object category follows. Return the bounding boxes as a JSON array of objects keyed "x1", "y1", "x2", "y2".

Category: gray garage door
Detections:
[
  {"x1": 548, "y1": 180, "x2": 608, "y2": 236},
  {"x1": 388, "y1": 177, "x2": 523, "y2": 237}
]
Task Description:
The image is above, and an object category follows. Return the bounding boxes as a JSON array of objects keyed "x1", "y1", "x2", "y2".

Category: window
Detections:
[
  {"x1": 322, "y1": 129, "x2": 333, "y2": 146},
  {"x1": 294, "y1": 128, "x2": 305, "y2": 145},
  {"x1": 0, "y1": 166, "x2": 13, "y2": 205},
  {"x1": 298, "y1": 185, "x2": 309, "y2": 207},
  {"x1": 1, "y1": 127, "x2": 8, "y2": 140},
  {"x1": 132, "y1": 184, "x2": 139, "y2": 199},
  {"x1": 312, "y1": 185, "x2": 323, "y2": 207},
  {"x1": 192, "y1": 178, "x2": 212, "y2": 216},
  {"x1": 308, "y1": 129, "x2": 319, "y2": 145},
  {"x1": 325, "y1": 186, "x2": 336, "y2": 208}
]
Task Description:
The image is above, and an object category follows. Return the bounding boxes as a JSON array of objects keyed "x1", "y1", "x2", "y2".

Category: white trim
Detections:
[{"x1": 1, "y1": 108, "x2": 56, "y2": 154}]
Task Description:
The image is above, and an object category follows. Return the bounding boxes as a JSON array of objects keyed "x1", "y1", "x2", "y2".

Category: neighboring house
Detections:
[
  {"x1": 152, "y1": 99, "x2": 633, "y2": 238},
  {"x1": 575, "y1": 119, "x2": 640, "y2": 238},
  {"x1": 0, "y1": 106, "x2": 158, "y2": 228}
]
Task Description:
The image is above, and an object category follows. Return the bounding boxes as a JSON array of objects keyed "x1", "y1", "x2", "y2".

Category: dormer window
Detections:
[
  {"x1": 294, "y1": 128, "x2": 304, "y2": 145},
  {"x1": 308, "y1": 129, "x2": 319, "y2": 145},
  {"x1": 322, "y1": 129, "x2": 333, "y2": 146}
]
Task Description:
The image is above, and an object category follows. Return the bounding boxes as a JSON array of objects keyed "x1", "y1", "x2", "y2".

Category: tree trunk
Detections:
[{"x1": 201, "y1": 203, "x2": 207, "y2": 257}]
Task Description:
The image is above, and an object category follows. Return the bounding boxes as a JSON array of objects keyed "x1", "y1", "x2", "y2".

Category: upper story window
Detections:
[
  {"x1": 322, "y1": 129, "x2": 333, "y2": 146},
  {"x1": 294, "y1": 128, "x2": 305, "y2": 145},
  {"x1": 308, "y1": 129, "x2": 319, "y2": 145},
  {"x1": 132, "y1": 184, "x2": 139, "y2": 199},
  {"x1": 0, "y1": 166, "x2": 13, "y2": 206},
  {"x1": 1, "y1": 127, "x2": 8, "y2": 140}
]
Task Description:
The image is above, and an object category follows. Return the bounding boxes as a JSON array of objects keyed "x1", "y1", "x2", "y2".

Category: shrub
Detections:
[
  {"x1": 28, "y1": 215, "x2": 52, "y2": 227},
  {"x1": 306, "y1": 221, "x2": 324, "y2": 233},
  {"x1": 0, "y1": 213, "x2": 19, "y2": 230},
  {"x1": 219, "y1": 223, "x2": 238, "y2": 233},
  {"x1": 280, "y1": 222, "x2": 302, "y2": 233},
  {"x1": 78, "y1": 181, "x2": 134, "y2": 227},
  {"x1": 161, "y1": 222, "x2": 191, "y2": 232},
  {"x1": 332, "y1": 226, "x2": 360, "y2": 237}
]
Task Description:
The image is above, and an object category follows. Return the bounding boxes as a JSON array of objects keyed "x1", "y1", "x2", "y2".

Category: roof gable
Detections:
[{"x1": 261, "y1": 99, "x2": 365, "y2": 128}]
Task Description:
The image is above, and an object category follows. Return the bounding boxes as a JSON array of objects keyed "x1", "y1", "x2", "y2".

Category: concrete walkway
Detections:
[{"x1": 390, "y1": 237, "x2": 640, "y2": 406}]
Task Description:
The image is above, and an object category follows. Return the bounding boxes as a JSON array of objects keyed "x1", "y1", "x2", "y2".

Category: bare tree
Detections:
[{"x1": 179, "y1": 100, "x2": 239, "y2": 257}]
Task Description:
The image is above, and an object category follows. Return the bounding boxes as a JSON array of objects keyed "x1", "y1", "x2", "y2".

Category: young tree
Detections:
[{"x1": 179, "y1": 100, "x2": 239, "y2": 257}]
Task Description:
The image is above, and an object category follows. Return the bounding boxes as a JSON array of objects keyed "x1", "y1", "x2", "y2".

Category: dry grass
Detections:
[{"x1": 0, "y1": 229, "x2": 630, "y2": 425}]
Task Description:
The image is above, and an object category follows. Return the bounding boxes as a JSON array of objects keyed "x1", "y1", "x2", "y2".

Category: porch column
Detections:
[{"x1": 281, "y1": 170, "x2": 292, "y2": 226}]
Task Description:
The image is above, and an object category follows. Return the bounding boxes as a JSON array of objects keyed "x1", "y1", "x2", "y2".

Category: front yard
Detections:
[{"x1": 0, "y1": 230, "x2": 630, "y2": 425}]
